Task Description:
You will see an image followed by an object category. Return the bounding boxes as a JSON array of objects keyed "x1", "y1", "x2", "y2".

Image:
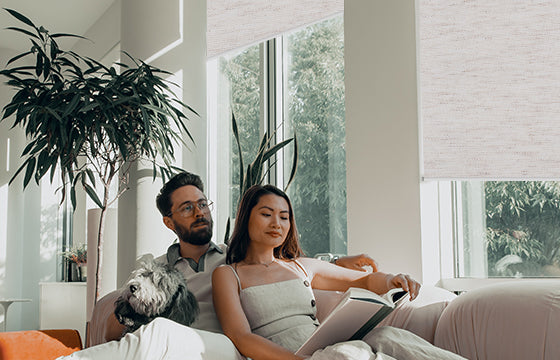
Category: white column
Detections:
[
  {"x1": 345, "y1": 0, "x2": 423, "y2": 279},
  {"x1": 117, "y1": 0, "x2": 207, "y2": 286}
]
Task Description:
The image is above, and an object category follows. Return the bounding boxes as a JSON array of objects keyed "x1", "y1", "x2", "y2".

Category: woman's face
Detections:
[{"x1": 248, "y1": 194, "x2": 291, "y2": 248}]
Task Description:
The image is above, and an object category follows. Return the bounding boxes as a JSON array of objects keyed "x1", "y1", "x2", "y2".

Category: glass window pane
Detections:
[
  {"x1": 458, "y1": 180, "x2": 560, "y2": 277},
  {"x1": 283, "y1": 16, "x2": 347, "y2": 257},
  {"x1": 217, "y1": 45, "x2": 263, "y2": 218}
]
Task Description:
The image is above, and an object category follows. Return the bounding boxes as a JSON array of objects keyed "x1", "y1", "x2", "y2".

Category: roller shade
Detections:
[
  {"x1": 420, "y1": 1, "x2": 560, "y2": 180},
  {"x1": 207, "y1": 0, "x2": 343, "y2": 59}
]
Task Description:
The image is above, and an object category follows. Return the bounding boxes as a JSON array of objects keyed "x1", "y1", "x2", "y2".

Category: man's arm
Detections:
[{"x1": 334, "y1": 254, "x2": 378, "y2": 272}]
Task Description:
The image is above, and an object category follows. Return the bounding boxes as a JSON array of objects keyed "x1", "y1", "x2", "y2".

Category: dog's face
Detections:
[
  {"x1": 120, "y1": 261, "x2": 183, "y2": 317},
  {"x1": 114, "y1": 260, "x2": 199, "y2": 333}
]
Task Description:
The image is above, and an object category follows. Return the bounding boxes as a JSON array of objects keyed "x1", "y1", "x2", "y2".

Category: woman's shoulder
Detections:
[{"x1": 212, "y1": 263, "x2": 237, "y2": 277}]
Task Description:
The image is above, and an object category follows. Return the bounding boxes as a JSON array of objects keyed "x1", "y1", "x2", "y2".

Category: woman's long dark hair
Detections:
[{"x1": 226, "y1": 184, "x2": 304, "y2": 264}]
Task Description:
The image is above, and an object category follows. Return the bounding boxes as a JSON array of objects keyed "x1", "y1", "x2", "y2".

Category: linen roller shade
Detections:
[
  {"x1": 419, "y1": 1, "x2": 560, "y2": 180},
  {"x1": 207, "y1": 0, "x2": 343, "y2": 59}
]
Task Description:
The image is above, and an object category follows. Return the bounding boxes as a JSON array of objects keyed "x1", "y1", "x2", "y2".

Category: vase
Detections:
[
  {"x1": 78, "y1": 264, "x2": 87, "y2": 282},
  {"x1": 66, "y1": 261, "x2": 80, "y2": 282}
]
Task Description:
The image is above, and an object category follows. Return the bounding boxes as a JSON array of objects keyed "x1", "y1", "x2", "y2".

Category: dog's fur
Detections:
[{"x1": 114, "y1": 260, "x2": 199, "y2": 333}]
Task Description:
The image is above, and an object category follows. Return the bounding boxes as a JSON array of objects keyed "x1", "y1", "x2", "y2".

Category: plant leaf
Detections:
[
  {"x1": 4, "y1": 26, "x2": 39, "y2": 40},
  {"x1": 83, "y1": 182, "x2": 104, "y2": 209},
  {"x1": 23, "y1": 157, "x2": 36, "y2": 187},
  {"x1": 50, "y1": 33, "x2": 88, "y2": 40},
  {"x1": 4, "y1": 8, "x2": 36, "y2": 28},
  {"x1": 284, "y1": 133, "x2": 298, "y2": 191},
  {"x1": 224, "y1": 217, "x2": 231, "y2": 246},
  {"x1": 232, "y1": 112, "x2": 244, "y2": 194}
]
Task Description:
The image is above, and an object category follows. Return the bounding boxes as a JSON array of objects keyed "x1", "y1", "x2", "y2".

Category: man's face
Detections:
[{"x1": 164, "y1": 185, "x2": 213, "y2": 245}]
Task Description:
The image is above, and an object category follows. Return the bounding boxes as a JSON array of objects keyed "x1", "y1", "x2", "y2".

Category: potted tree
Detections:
[{"x1": 0, "y1": 9, "x2": 196, "y2": 303}]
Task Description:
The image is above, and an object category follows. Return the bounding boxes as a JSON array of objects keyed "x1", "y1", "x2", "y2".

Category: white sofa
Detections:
[
  {"x1": 434, "y1": 280, "x2": 560, "y2": 360},
  {"x1": 88, "y1": 281, "x2": 560, "y2": 360}
]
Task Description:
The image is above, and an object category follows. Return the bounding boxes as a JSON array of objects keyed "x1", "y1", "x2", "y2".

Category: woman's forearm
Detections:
[{"x1": 350, "y1": 271, "x2": 392, "y2": 293}]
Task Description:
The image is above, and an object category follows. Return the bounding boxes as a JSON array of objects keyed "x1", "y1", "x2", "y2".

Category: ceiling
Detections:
[{"x1": 0, "y1": 0, "x2": 116, "y2": 53}]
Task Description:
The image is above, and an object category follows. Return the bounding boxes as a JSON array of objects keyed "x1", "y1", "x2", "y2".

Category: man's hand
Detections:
[{"x1": 335, "y1": 254, "x2": 378, "y2": 272}]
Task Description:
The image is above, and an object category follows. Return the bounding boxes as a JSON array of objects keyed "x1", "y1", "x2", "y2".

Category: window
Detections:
[
  {"x1": 454, "y1": 181, "x2": 560, "y2": 278},
  {"x1": 208, "y1": 15, "x2": 346, "y2": 256}
]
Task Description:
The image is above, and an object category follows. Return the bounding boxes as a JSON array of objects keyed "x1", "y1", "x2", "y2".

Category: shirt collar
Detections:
[{"x1": 166, "y1": 241, "x2": 223, "y2": 265}]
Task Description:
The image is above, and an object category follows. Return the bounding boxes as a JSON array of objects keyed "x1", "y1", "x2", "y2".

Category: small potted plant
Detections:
[{"x1": 61, "y1": 244, "x2": 87, "y2": 282}]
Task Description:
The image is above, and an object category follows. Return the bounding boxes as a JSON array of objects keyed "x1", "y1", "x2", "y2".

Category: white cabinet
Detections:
[{"x1": 39, "y1": 282, "x2": 87, "y2": 345}]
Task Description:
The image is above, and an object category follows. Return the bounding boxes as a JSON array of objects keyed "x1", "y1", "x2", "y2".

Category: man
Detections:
[{"x1": 69, "y1": 172, "x2": 377, "y2": 359}]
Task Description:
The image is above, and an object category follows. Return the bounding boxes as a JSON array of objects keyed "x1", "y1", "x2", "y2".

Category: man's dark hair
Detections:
[{"x1": 156, "y1": 172, "x2": 204, "y2": 217}]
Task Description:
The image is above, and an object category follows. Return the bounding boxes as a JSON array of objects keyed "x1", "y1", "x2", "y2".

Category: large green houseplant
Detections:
[{"x1": 0, "y1": 9, "x2": 195, "y2": 302}]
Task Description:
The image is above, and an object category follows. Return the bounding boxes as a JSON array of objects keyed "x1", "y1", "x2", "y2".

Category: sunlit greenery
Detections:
[
  {"x1": 284, "y1": 17, "x2": 346, "y2": 256},
  {"x1": 485, "y1": 181, "x2": 560, "y2": 276},
  {"x1": 218, "y1": 16, "x2": 346, "y2": 256}
]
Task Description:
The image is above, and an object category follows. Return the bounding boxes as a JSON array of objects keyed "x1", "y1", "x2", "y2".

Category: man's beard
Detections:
[{"x1": 174, "y1": 217, "x2": 213, "y2": 245}]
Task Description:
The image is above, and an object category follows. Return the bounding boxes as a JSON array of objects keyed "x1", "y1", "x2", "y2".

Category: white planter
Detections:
[{"x1": 86, "y1": 208, "x2": 118, "y2": 321}]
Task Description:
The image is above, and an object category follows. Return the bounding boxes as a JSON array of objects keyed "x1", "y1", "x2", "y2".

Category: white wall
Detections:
[
  {"x1": 116, "y1": 0, "x2": 207, "y2": 288},
  {"x1": 345, "y1": 0, "x2": 424, "y2": 280},
  {"x1": 0, "y1": 48, "x2": 52, "y2": 331}
]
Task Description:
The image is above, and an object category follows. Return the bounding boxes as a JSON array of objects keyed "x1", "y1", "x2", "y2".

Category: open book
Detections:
[{"x1": 295, "y1": 287, "x2": 408, "y2": 356}]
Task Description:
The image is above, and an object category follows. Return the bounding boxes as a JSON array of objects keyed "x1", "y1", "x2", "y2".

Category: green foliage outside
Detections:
[
  {"x1": 219, "y1": 45, "x2": 261, "y2": 217},
  {"x1": 218, "y1": 16, "x2": 346, "y2": 256},
  {"x1": 284, "y1": 17, "x2": 346, "y2": 256},
  {"x1": 485, "y1": 181, "x2": 560, "y2": 276}
]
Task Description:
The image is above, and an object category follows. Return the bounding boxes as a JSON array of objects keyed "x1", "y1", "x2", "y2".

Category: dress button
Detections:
[
  {"x1": 311, "y1": 299, "x2": 316, "y2": 307},
  {"x1": 303, "y1": 280, "x2": 310, "y2": 287}
]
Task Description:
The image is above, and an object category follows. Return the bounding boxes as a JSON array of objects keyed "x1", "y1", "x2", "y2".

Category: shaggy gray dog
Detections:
[{"x1": 114, "y1": 260, "x2": 199, "y2": 333}]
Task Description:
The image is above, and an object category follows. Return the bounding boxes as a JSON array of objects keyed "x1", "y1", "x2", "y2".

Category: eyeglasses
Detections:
[{"x1": 168, "y1": 200, "x2": 214, "y2": 218}]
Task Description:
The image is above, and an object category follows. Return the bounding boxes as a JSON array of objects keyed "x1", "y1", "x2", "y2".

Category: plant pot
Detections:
[
  {"x1": 78, "y1": 264, "x2": 87, "y2": 282},
  {"x1": 66, "y1": 261, "x2": 80, "y2": 282}
]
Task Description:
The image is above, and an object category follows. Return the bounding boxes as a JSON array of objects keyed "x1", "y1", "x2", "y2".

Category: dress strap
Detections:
[
  {"x1": 292, "y1": 258, "x2": 310, "y2": 279},
  {"x1": 222, "y1": 264, "x2": 242, "y2": 292}
]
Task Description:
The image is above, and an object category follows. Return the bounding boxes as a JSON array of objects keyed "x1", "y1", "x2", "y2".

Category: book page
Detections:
[{"x1": 296, "y1": 288, "x2": 409, "y2": 356}]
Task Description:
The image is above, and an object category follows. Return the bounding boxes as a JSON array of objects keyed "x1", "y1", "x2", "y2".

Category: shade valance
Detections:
[{"x1": 207, "y1": 0, "x2": 343, "y2": 59}]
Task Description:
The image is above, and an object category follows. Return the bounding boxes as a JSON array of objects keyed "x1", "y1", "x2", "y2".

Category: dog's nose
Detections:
[{"x1": 130, "y1": 284, "x2": 138, "y2": 293}]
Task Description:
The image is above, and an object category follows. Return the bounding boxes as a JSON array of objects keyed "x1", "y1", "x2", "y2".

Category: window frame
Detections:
[
  {"x1": 425, "y1": 180, "x2": 560, "y2": 292},
  {"x1": 207, "y1": 16, "x2": 347, "y2": 255}
]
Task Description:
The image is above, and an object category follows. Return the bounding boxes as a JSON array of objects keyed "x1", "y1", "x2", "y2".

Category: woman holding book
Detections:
[{"x1": 212, "y1": 184, "x2": 465, "y2": 360}]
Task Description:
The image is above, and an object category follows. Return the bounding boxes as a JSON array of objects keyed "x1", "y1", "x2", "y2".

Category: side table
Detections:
[{"x1": 0, "y1": 298, "x2": 31, "y2": 331}]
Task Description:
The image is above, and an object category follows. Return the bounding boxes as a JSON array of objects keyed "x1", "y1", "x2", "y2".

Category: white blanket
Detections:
[{"x1": 308, "y1": 340, "x2": 396, "y2": 360}]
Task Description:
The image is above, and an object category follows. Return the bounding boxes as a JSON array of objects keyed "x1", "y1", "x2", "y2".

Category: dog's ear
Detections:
[
  {"x1": 114, "y1": 298, "x2": 136, "y2": 329},
  {"x1": 167, "y1": 284, "x2": 199, "y2": 326},
  {"x1": 114, "y1": 297, "x2": 153, "y2": 333}
]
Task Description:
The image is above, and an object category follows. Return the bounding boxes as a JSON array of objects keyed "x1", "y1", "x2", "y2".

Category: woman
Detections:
[{"x1": 212, "y1": 185, "x2": 465, "y2": 360}]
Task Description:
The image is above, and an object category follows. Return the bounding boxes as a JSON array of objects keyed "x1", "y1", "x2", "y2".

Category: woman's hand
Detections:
[
  {"x1": 334, "y1": 254, "x2": 378, "y2": 272},
  {"x1": 385, "y1": 273, "x2": 421, "y2": 300}
]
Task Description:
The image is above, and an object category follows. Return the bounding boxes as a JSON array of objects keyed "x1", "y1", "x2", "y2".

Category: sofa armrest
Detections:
[
  {"x1": 87, "y1": 290, "x2": 124, "y2": 347},
  {"x1": 434, "y1": 280, "x2": 560, "y2": 360}
]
